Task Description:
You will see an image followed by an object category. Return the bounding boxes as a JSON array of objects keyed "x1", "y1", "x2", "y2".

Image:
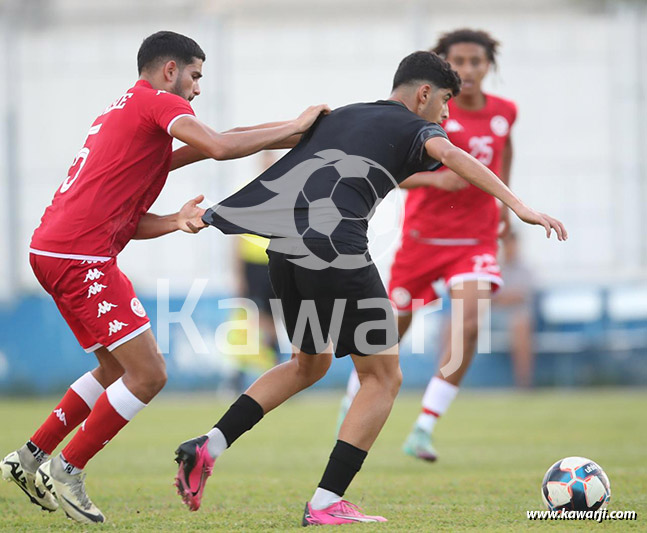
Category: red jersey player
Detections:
[
  {"x1": 340, "y1": 29, "x2": 519, "y2": 461},
  {"x1": 0, "y1": 31, "x2": 328, "y2": 524}
]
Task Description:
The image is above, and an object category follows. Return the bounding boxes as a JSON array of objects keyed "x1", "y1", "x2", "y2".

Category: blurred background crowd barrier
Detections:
[{"x1": 0, "y1": 0, "x2": 645, "y2": 394}]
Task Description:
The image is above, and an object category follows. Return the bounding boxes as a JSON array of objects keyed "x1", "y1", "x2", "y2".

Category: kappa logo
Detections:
[
  {"x1": 472, "y1": 253, "x2": 500, "y2": 274},
  {"x1": 130, "y1": 298, "x2": 146, "y2": 318},
  {"x1": 53, "y1": 408, "x2": 67, "y2": 426},
  {"x1": 84, "y1": 268, "x2": 105, "y2": 283},
  {"x1": 87, "y1": 282, "x2": 108, "y2": 298},
  {"x1": 108, "y1": 320, "x2": 129, "y2": 336},
  {"x1": 97, "y1": 301, "x2": 118, "y2": 318},
  {"x1": 444, "y1": 119, "x2": 464, "y2": 133}
]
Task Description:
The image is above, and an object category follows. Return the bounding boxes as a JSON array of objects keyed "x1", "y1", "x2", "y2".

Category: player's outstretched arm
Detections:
[
  {"x1": 425, "y1": 137, "x2": 567, "y2": 241},
  {"x1": 170, "y1": 120, "x2": 305, "y2": 172},
  {"x1": 169, "y1": 104, "x2": 330, "y2": 162},
  {"x1": 132, "y1": 195, "x2": 207, "y2": 239}
]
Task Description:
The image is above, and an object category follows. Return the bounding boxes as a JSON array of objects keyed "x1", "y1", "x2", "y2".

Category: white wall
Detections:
[{"x1": 1, "y1": 0, "x2": 645, "y2": 301}]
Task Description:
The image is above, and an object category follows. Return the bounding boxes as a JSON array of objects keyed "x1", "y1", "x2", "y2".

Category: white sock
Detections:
[
  {"x1": 345, "y1": 369, "x2": 360, "y2": 401},
  {"x1": 206, "y1": 427, "x2": 228, "y2": 459},
  {"x1": 70, "y1": 371, "x2": 105, "y2": 409},
  {"x1": 105, "y1": 378, "x2": 147, "y2": 421},
  {"x1": 416, "y1": 412, "x2": 439, "y2": 434},
  {"x1": 416, "y1": 377, "x2": 459, "y2": 433},
  {"x1": 310, "y1": 487, "x2": 342, "y2": 510}
]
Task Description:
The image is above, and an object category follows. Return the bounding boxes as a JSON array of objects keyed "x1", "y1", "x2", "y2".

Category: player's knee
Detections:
[
  {"x1": 140, "y1": 370, "x2": 166, "y2": 395},
  {"x1": 297, "y1": 353, "x2": 331, "y2": 385},
  {"x1": 357, "y1": 361, "x2": 401, "y2": 399},
  {"x1": 153, "y1": 366, "x2": 168, "y2": 392},
  {"x1": 135, "y1": 354, "x2": 167, "y2": 396},
  {"x1": 151, "y1": 356, "x2": 168, "y2": 392},
  {"x1": 309, "y1": 354, "x2": 332, "y2": 383},
  {"x1": 144, "y1": 370, "x2": 167, "y2": 397},
  {"x1": 100, "y1": 366, "x2": 125, "y2": 387}
]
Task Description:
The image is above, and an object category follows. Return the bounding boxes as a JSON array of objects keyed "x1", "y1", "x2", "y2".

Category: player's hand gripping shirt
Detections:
[
  {"x1": 31, "y1": 80, "x2": 194, "y2": 259},
  {"x1": 403, "y1": 94, "x2": 517, "y2": 244}
]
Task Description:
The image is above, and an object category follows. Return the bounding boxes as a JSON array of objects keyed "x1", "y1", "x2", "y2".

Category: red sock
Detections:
[
  {"x1": 61, "y1": 392, "x2": 128, "y2": 469},
  {"x1": 31, "y1": 389, "x2": 92, "y2": 454}
]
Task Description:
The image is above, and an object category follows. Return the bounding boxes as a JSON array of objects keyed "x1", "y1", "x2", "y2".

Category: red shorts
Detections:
[
  {"x1": 388, "y1": 236, "x2": 503, "y2": 314},
  {"x1": 30, "y1": 253, "x2": 150, "y2": 352}
]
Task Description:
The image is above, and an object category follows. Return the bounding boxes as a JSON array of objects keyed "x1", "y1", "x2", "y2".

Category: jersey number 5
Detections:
[{"x1": 60, "y1": 124, "x2": 102, "y2": 193}]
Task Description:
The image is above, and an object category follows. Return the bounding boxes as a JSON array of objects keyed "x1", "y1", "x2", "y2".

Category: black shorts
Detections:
[
  {"x1": 243, "y1": 261, "x2": 274, "y2": 314},
  {"x1": 267, "y1": 250, "x2": 398, "y2": 357}
]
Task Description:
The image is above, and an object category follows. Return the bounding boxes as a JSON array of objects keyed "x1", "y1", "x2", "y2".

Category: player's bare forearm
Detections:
[
  {"x1": 133, "y1": 195, "x2": 207, "y2": 239},
  {"x1": 497, "y1": 137, "x2": 514, "y2": 237},
  {"x1": 225, "y1": 121, "x2": 302, "y2": 149},
  {"x1": 425, "y1": 136, "x2": 567, "y2": 240},
  {"x1": 132, "y1": 213, "x2": 181, "y2": 240},
  {"x1": 170, "y1": 145, "x2": 209, "y2": 171},
  {"x1": 399, "y1": 169, "x2": 467, "y2": 191},
  {"x1": 170, "y1": 105, "x2": 329, "y2": 161},
  {"x1": 500, "y1": 136, "x2": 513, "y2": 186}
]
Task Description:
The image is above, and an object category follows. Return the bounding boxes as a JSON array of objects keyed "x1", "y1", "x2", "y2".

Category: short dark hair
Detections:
[
  {"x1": 137, "y1": 31, "x2": 206, "y2": 74},
  {"x1": 392, "y1": 51, "x2": 461, "y2": 96},
  {"x1": 433, "y1": 28, "x2": 499, "y2": 66}
]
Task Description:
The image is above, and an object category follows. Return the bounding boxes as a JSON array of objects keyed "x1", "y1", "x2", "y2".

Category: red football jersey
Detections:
[
  {"x1": 31, "y1": 80, "x2": 194, "y2": 259},
  {"x1": 402, "y1": 94, "x2": 517, "y2": 244}
]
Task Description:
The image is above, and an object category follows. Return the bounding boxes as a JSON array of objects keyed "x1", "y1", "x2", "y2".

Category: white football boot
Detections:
[{"x1": 1, "y1": 447, "x2": 58, "y2": 511}]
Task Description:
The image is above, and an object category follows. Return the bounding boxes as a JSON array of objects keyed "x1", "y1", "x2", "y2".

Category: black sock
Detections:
[
  {"x1": 214, "y1": 394, "x2": 264, "y2": 447},
  {"x1": 318, "y1": 440, "x2": 368, "y2": 497}
]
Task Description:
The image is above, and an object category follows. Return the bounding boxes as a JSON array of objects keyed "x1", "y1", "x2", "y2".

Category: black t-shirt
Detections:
[{"x1": 203, "y1": 100, "x2": 448, "y2": 252}]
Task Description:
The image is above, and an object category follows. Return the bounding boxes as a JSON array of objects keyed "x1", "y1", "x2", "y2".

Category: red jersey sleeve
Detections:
[
  {"x1": 143, "y1": 90, "x2": 195, "y2": 135},
  {"x1": 502, "y1": 97, "x2": 518, "y2": 127}
]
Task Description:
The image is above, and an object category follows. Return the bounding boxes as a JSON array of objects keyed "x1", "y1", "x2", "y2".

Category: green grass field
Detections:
[{"x1": 1, "y1": 390, "x2": 645, "y2": 531}]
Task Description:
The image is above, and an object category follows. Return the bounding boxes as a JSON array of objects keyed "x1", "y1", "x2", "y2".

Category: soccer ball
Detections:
[
  {"x1": 294, "y1": 154, "x2": 393, "y2": 266},
  {"x1": 541, "y1": 457, "x2": 611, "y2": 512}
]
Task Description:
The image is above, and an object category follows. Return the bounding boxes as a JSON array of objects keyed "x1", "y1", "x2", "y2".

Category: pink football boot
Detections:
[
  {"x1": 174, "y1": 435, "x2": 215, "y2": 511},
  {"x1": 302, "y1": 500, "x2": 387, "y2": 525}
]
